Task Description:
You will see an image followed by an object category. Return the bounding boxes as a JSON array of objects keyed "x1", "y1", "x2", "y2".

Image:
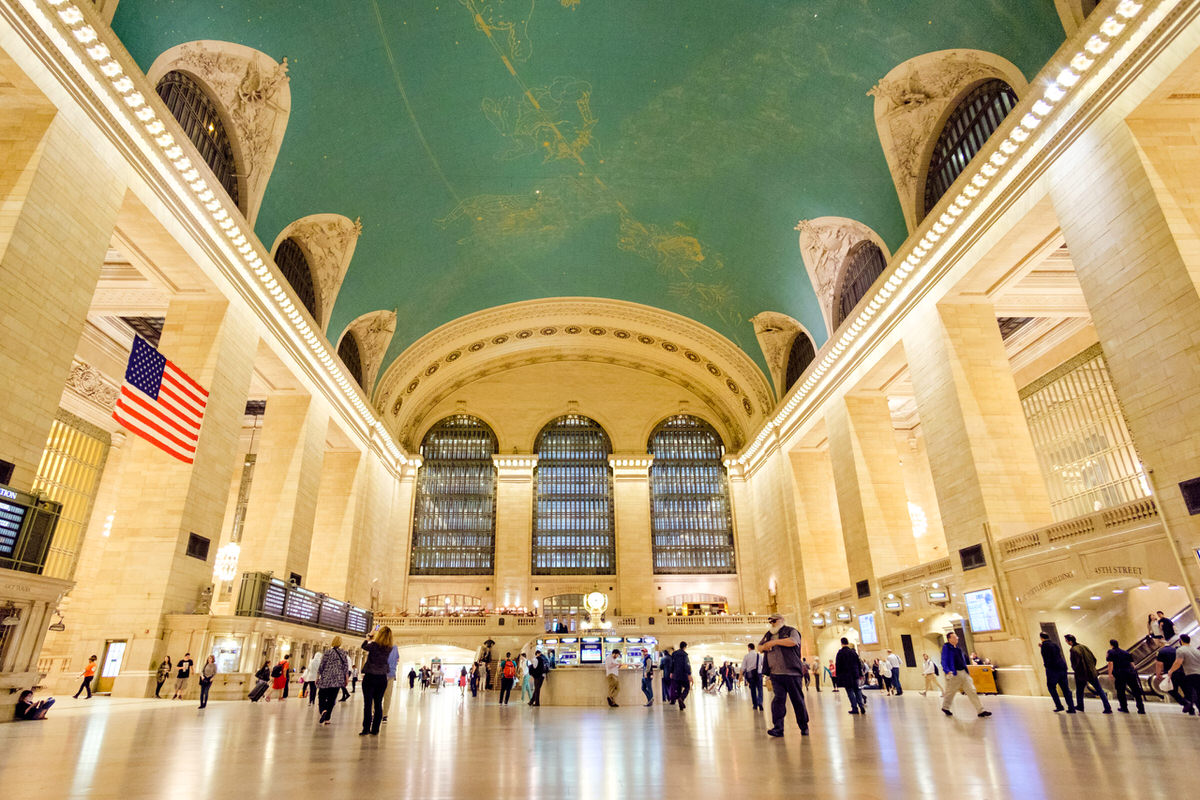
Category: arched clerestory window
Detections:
[
  {"x1": 337, "y1": 331, "x2": 364, "y2": 389},
  {"x1": 833, "y1": 241, "x2": 888, "y2": 329},
  {"x1": 155, "y1": 71, "x2": 241, "y2": 210},
  {"x1": 923, "y1": 78, "x2": 1018, "y2": 217},
  {"x1": 648, "y1": 415, "x2": 736, "y2": 574},
  {"x1": 784, "y1": 333, "x2": 816, "y2": 391},
  {"x1": 532, "y1": 415, "x2": 615, "y2": 574},
  {"x1": 410, "y1": 415, "x2": 498, "y2": 575},
  {"x1": 273, "y1": 237, "x2": 319, "y2": 321}
]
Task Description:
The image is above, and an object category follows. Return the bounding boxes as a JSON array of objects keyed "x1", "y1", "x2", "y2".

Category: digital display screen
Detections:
[
  {"x1": 858, "y1": 612, "x2": 878, "y2": 645},
  {"x1": 0, "y1": 498, "x2": 29, "y2": 558},
  {"x1": 965, "y1": 588, "x2": 1002, "y2": 632},
  {"x1": 580, "y1": 641, "x2": 603, "y2": 663}
]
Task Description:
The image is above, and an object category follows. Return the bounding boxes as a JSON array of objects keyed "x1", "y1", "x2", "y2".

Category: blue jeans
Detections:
[
  {"x1": 891, "y1": 667, "x2": 903, "y2": 695},
  {"x1": 747, "y1": 671, "x2": 763, "y2": 708},
  {"x1": 641, "y1": 676, "x2": 654, "y2": 703},
  {"x1": 841, "y1": 681, "x2": 865, "y2": 712}
]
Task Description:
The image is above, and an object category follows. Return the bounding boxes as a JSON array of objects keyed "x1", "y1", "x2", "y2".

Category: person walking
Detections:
[
  {"x1": 528, "y1": 648, "x2": 548, "y2": 707},
  {"x1": 640, "y1": 649, "x2": 655, "y2": 707},
  {"x1": 304, "y1": 649, "x2": 323, "y2": 707},
  {"x1": 604, "y1": 648, "x2": 622, "y2": 707},
  {"x1": 498, "y1": 652, "x2": 516, "y2": 705},
  {"x1": 250, "y1": 660, "x2": 271, "y2": 702},
  {"x1": 359, "y1": 626, "x2": 393, "y2": 736},
  {"x1": 672, "y1": 642, "x2": 693, "y2": 710},
  {"x1": 1105, "y1": 639, "x2": 1146, "y2": 714},
  {"x1": 459, "y1": 667, "x2": 468, "y2": 695},
  {"x1": 408, "y1": 667, "x2": 417, "y2": 689},
  {"x1": 173, "y1": 653, "x2": 194, "y2": 700},
  {"x1": 1167, "y1": 633, "x2": 1200, "y2": 712},
  {"x1": 812, "y1": 656, "x2": 821, "y2": 692},
  {"x1": 1153, "y1": 641, "x2": 1194, "y2": 713},
  {"x1": 74, "y1": 655, "x2": 98, "y2": 699},
  {"x1": 521, "y1": 654, "x2": 535, "y2": 703},
  {"x1": 267, "y1": 656, "x2": 288, "y2": 702},
  {"x1": 316, "y1": 637, "x2": 351, "y2": 726},
  {"x1": 742, "y1": 643, "x2": 764, "y2": 711},
  {"x1": 1158, "y1": 611, "x2": 1176, "y2": 643},
  {"x1": 470, "y1": 663, "x2": 481, "y2": 698},
  {"x1": 827, "y1": 660, "x2": 837, "y2": 693},
  {"x1": 920, "y1": 653, "x2": 941, "y2": 696},
  {"x1": 886, "y1": 649, "x2": 904, "y2": 695},
  {"x1": 351, "y1": 665, "x2": 359, "y2": 695},
  {"x1": 155, "y1": 656, "x2": 172, "y2": 698},
  {"x1": 835, "y1": 638, "x2": 865, "y2": 714},
  {"x1": 198, "y1": 655, "x2": 217, "y2": 709},
  {"x1": 382, "y1": 642, "x2": 399, "y2": 722},
  {"x1": 759, "y1": 613, "x2": 809, "y2": 737},
  {"x1": 940, "y1": 632, "x2": 991, "y2": 718},
  {"x1": 1065, "y1": 634, "x2": 1112, "y2": 713},
  {"x1": 660, "y1": 647, "x2": 674, "y2": 703},
  {"x1": 1039, "y1": 632, "x2": 1075, "y2": 713}
]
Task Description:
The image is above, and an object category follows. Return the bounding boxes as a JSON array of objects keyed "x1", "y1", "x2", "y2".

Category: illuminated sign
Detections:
[
  {"x1": 965, "y1": 588, "x2": 1002, "y2": 632},
  {"x1": 884, "y1": 600, "x2": 903, "y2": 611},
  {"x1": 858, "y1": 612, "x2": 878, "y2": 645},
  {"x1": 835, "y1": 611, "x2": 852, "y2": 622}
]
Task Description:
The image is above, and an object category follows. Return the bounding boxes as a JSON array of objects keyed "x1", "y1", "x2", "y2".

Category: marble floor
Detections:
[{"x1": 3, "y1": 684, "x2": 1197, "y2": 800}]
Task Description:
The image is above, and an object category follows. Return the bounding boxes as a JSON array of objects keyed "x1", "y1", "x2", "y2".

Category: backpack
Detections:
[
  {"x1": 503, "y1": 660, "x2": 516, "y2": 679},
  {"x1": 933, "y1": 664, "x2": 940, "y2": 675},
  {"x1": 271, "y1": 663, "x2": 284, "y2": 678}
]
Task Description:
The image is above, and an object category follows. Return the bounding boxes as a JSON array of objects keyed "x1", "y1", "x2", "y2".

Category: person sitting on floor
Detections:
[{"x1": 15, "y1": 690, "x2": 54, "y2": 720}]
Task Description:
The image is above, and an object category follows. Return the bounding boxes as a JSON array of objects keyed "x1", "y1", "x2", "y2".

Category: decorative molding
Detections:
[
  {"x1": 338, "y1": 308, "x2": 395, "y2": 393},
  {"x1": 794, "y1": 218, "x2": 891, "y2": 335},
  {"x1": 147, "y1": 40, "x2": 291, "y2": 226},
  {"x1": 750, "y1": 312, "x2": 803, "y2": 398},
  {"x1": 65, "y1": 359, "x2": 119, "y2": 411},
  {"x1": 869, "y1": 49, "x2": 1028, "y2": 233},
  {"x1": 273, "y1": 213, "x2": 362, "y2": 333}
]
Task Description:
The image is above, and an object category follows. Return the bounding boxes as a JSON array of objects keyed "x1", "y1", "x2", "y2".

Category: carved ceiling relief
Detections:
[
  {"x1": 795, "y1": 217, "x2": 887, "y2": 334},
  {"x1": 280, "y1": 214, "x2": 363, "y2": 332},
  {"x1": 66, "y1": 360, "x2": 120, "y2": 411},
  {"x1": 343, "y1": 309, "x2": 396, "y2": 394},
  {"x1": 151, "y1": 41, "x2": 291, "y2": 224},
  {"x1": 750, "y1": 312, "x2": 803, "y2": 398},
  {"x1": 868, "y1": 50, "x2": 1018, "y2": 230}
]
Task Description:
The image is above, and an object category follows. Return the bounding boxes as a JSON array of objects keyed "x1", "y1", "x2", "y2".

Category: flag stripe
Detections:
[
  {"x1": 113, "y1": 406, "x2": 196, "y2": 463},
  {"x1": 115, "y1": 391, "x2": 199, "y2": 451},
  {"x1": 157, "y1": 381, "x2": 204, "y2": 424},
  {"x1": 117, "y1": 386, "x2": 199, "y2": 444},
  {"x1": 162, "y1": 367, "x2": 207, "y2": 408},
  {"x1": 165, "y1": 361, "x2": 209, "y2": 401}
]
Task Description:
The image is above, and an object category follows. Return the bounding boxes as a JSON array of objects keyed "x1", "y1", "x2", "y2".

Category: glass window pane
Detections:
[
  {"x1": 154, "y1": 71, "x2": 241, "y2": 209},
  {"x1": 923, "y1": 79, "x2": 1018, "y2": 217}
]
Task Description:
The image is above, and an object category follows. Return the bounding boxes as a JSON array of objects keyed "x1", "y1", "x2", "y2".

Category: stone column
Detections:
[
  {"x1": 68, "y1": 297, "x2": 257, "y2": 696},
  {"x1": 788, "y1": 448, "x2": 849, "y2": 598},
  {"x1": 1050, "y1": 119, "x2": 1200, "y2": 606},
  {"x1": 306, "y1": 449, "x2": 365, "y2": 599},
  {"x1": 747, "y1": 435, "x2": 810, "y2": 635},
  {"x1": 0, "y1": 115, "x2": 126, "y2": 488},
  {"x1": 387, "y1": 460, "x2": 418, "y2": 609},
  {"x1": 493, "y1": 456, "x2": 536, "y2": 609},
  {"x1": 237, "y1": 393, "x2": 328, "y2": 581},
  {"x1": 826, "y1": 393, "x2": 919, "y2": 589},
  {"x1": 611, "y1": 455, "x2": 653, "y2": 616},
  {"x1": 726, "y1": 461, "x2": 758, "y2": 613},
  {"x1": 904, "y1": 300, "x2": 1052, "y2": 682}
]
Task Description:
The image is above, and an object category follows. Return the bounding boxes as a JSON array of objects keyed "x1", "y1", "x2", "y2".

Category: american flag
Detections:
[{"x1": 113, "y1": 335, "x2": 209, "y2": 464}]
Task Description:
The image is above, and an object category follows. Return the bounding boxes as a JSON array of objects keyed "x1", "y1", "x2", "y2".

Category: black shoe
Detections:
[
  {"x1": 1053, "y1": 707, "x2": 1064, "y2": 713},
  {"x1": 1137, "y1": 710, "x2": 1146, "y2": 715},
  {"x1": 800, "y1": 728, "x2": 809, "y2": 736},
  {"x1": 678, "y1": 702, "x2": 686, "y2": 710},
  {"x1": 359, "y1": 731, "x2": 369, "y2": 736},
  {"x1": 978, "y1": 711, "x2": 991, "y2": 718},
  {"x1": 848, "y1": 710, "x2": 859, "y2": 715},
  {"x1": 1102, "y1": 709, "x2": 1113, "y2": 715},
  {"x1": 644, "y1": 702, "x2": 652, "y2": 707},
  {"x1": 1077, "y1": 707, "x2": 1085, "y2": 713},
  {"x1": 766, "y1": 728, "x2": 784, "y2": 738},
  {"x1": 1118, "y1": 708, "x2": 1129, "y2": 713},
  {"x1": 942, "y1": 709, "x2": 953, "y2": 717},
  {"x1": 1066, "y1": 709, "x2": 1076, "y2": 714}
]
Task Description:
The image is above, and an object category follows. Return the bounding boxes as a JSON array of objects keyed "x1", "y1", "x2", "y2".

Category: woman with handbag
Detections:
[
  {"x1": 155, "y1": 656, "x2": 172, "y2": 698},
  {"x1": 316, "y1": 637, "x2": 351, "y2": 725},
  {"x1": 198, "y1": 655, "x2": 217, "y2": 709}
]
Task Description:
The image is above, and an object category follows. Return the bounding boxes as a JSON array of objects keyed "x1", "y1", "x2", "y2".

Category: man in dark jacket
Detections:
[
  {"x1": 1105, "y1": 639, "x2": 1145, "y2": 714},
  {"x1": 759, "y1": 613, "x2": 809, "y2": 737},
  {"x1": 672, "y1": 642, "x2": 692, "y2": 710},
  {"x1": 660, "y1": 648, "x2": 674, "y2": 703},
  {"x1": 1158, "y1": 611, "x2": 1176, "y2": 642},
  {"x1": 940, "y1": 632, "x2": 990, "y2": 717},
  {"x1": 1065, "y1": 634, "x2": 1112, "y2": 713},
  {"x1": 834, "y1": 638, "x2": 866, "y2": 714},
  {"x1": 1040, "y1": 632, "x2": 1075, "y2": 713},
  {"x1": 527, "y1": 649, "x2": 548, "y2": 707}
]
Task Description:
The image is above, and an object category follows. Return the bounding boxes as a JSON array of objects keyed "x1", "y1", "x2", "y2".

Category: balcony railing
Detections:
[
  {"x1": 235, "y1": 572, "x2": 372, "y2": 636},
  {"x1": 0, "y1": 484, "x2": 61, "y2": 574},
  {"x1": 374, "y1": 612, "x2": 765, "y2": 633},
  {"x1": 997, "y1": 497, "x2": 1160, "y2": 559}
]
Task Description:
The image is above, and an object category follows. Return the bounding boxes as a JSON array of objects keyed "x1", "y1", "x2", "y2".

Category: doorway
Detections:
[{"x1": 94, "y1": 639, "x2": 126, "y2": 693}]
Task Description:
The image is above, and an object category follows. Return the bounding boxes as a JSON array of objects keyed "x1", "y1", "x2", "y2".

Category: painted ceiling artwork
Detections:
[{"x1": 113, "y1": 0, "x2": 1062, "y2": 379}]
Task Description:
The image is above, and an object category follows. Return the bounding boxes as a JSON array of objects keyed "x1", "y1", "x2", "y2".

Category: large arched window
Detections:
[
  {"x1": 410, "y1": 415, "x2": 498, "y2": 575},
  {"x1": 648, "y1": 415, "x2": 736, "y2": 574},
  {"x1": 337, "y1": 331, "x2": 364, "y2": 389},
  {"x1": 155, "y1": 71, "x2": 241, "y2": 209},
  {"x1": 923, "y1": 78, "x2": 1018, "y2": 217},
  {"x1": 833, "y1": 241, "x2": 888, "y2": 328},
  {"x1": 532, "y1": 415, "x2": 615, "y2": 574},
  {"x1": 784, "y1": 333, "x2": 816, "y2": 391},
  {"x1": 273, "y1": 237, "x2": 319, "y2": 321}
]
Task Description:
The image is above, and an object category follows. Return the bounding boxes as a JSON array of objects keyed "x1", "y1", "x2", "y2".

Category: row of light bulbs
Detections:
[
  {"x1": 734, "y1": 0, "x2": 1147, "y2": 470},
  {"x1": 37, "y1": 0, "x2": 412, "y2": 472}
]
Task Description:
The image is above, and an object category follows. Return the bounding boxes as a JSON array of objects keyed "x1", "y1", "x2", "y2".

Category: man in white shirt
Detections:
[
  {"x1": 604, "y1": 649, "x2": 623, "y2": 707},
  {"x1": 741, "y1": 643, "x2": 764, "y2": 710},
  {"x1": 886, "y1": 649, "x2": 904, "y2": 695},
  {"x1": 1168, "y1": 633, "x2": 1200, "y2": 712},
  {"x1": 920, "y1": 652, "x2": 940, "y2": 696}
]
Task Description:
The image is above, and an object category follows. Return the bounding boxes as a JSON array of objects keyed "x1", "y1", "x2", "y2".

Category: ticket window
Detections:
[
  {"x1": 557, "y1": 638, "x2": 579, "y2": 666},
  {"x1": 579, "y1": 638, "x2": 603, "y2": 664}
]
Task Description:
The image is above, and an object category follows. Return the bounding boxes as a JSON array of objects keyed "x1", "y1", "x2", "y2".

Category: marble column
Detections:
[
  {"x1": 788, "y1": 448, "x2": 849, "y2": 599},
  {"x1": 493, "y1": 456, "x2": 536, "y2": 609},
  {"x1": 306, "y1": 449, "x2": 365, "y2": 600},
  {"x1": 611, "y1": 455, "x2": 653, "y2": 616},
  {"x1": 0, "y1": 115, "x2": 126, "y2": 488}
]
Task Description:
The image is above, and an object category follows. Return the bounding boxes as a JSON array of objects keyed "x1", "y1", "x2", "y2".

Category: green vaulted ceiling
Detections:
[{"x1": 112, "y1": 0, "x2": 1063, "y2": 378}]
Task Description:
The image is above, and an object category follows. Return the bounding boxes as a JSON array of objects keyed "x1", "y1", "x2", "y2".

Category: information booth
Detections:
[{"x1": 531, "y1": 634, "x2": 661, "y2": 705}]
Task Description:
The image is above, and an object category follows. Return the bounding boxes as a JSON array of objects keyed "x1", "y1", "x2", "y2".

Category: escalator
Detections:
[{"x1": 1129, "y1": 604, "x2": 1197, "y2": 700}]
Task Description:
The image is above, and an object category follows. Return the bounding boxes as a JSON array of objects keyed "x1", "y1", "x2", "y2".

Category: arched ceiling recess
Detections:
[{"x1": 375, "y1": 298, "x2": 773, "y2": 452}]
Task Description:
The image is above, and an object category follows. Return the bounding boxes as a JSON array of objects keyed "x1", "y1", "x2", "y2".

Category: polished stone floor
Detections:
[{"x1": 3, "y1": 683, "x2": 1198, "y2": 799}]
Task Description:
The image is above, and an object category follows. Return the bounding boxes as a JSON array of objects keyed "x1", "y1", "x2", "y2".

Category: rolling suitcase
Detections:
[{"x1": 248, "y1": 680, "x2": 268, "y2": 702}]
